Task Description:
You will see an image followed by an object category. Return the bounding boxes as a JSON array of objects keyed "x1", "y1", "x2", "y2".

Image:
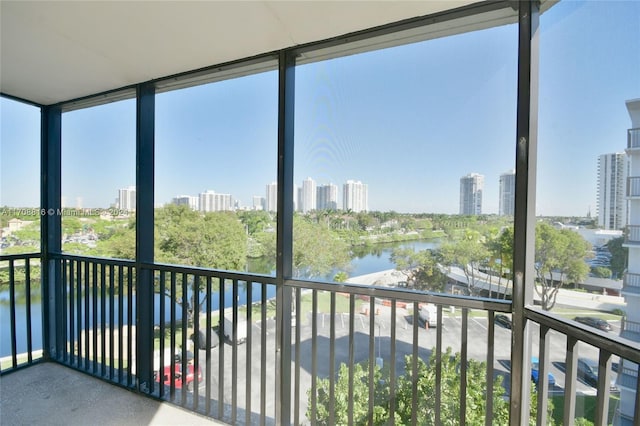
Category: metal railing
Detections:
[
  {"x1": 4, "y1": 252, "x2": 640, "y2": 425},
  {"x1": 0, "y1": 253, "x2": 43, "y2": 373},
  {"x1": 623, "y1": 272, "x2": 640, "y2": 294},
  {"x1": 628, "y1": 128, "x2": 640, "y2": 149}
]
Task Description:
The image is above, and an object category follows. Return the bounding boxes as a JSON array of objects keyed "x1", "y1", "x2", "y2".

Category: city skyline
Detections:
[{"x1": 1, "y1": 1, "x2": 639, "y2": 217}]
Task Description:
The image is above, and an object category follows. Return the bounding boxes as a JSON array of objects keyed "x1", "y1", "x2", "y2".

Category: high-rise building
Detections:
[
  {"x1": 117, "y1": 186, "x2": 136, "y2": 211},
  {"x1": 620, "y1": 98, "x2": 640, "y2": 425},
  {"x1": 459, "y1": 173, "x2": 483, "y2": 215},
  {"x1": 172, "y1": 195, "x2": 199, "y2": 211},
  {"x1": 252, "y1": 196, "x2": 265, "y2": 211},
  {"x1": 300, "y1": 177, "x2": 316, "y2": 213},
  {"x1": 343, "y1": 180, "x2": 368, "y2": 213},
  {"x1": 199, "y1": 190, "x2": 233, "y2": 212},
  {"x1": 499, "y1": 170, "x2": 516, "y2": 216},
  {"x1": 597, "y1": 153, "x2": 628, "y2": 230},
  {"x1": 316, "y1": 183, "x2": 338, "y2": 210},
  {"x1": 265, "y1": 182, "x2": 277, "y2": 212}
]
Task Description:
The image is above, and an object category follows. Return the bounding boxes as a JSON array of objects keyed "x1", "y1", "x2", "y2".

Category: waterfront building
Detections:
[
  {"x1": 117, "y1": 186, "x2": 136, "y2": 211},
  {"x1": 316, "y1": 183, "x2": 338, "y2": 210},
  {"x1": 343, "y1": 180, "x2": 368, "y2": 213},
  {"x1": 266, "y1": 182, "x2": 277, "y2": 212},
  {"x1": 597, "y1": 153, "x2": 628, "y2": 230},
  {"x1": 300, "y1": 177, "x2": 316, "y2": 213},
  {"x1": 499, "y1": 169, "x2": 515, "y2": 216},
  {"x1": 620, "y1": 98, "x2": 640, "y2": 425},
  {"x1": 459, "y1": 173, "x2": 483, "y2": 215},
  {"x1": 172, "y1": 195, "x2": 199, "y2": 211},
  {"x1": 199, "y1": 190, "x2": 233, "y2": 212}
]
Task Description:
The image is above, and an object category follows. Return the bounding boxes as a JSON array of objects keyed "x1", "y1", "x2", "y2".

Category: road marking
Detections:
[{"x1": 471, "y1": 317, "x2": 487, "y2": 331}]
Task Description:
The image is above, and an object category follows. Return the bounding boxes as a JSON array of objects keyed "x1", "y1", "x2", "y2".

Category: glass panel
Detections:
[
  {"x1": 538, "y1": 1, "x2": 640, "y2": 423},
  {"x1": 293, "y1": 19, "x2": 518, "y2": 301},
  {"x1": 61, "y1": 100, "x2": 136, "y2": 258},
  {"x1": 155, "y1": 70, "x2": 278, "y2": 273},
  {"x1": 0, "y1": 97, "x2": 41, "y2": 254}
]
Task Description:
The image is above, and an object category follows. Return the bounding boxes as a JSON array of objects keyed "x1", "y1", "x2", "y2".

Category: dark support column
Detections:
[
  {"x1": 41, "y1": 105, "x2": 62, "y2": 361},
  {"x1": 135, "y1": 82, "x2": 155, "y2": 393},
  {"x1": 275, "y1": 49, "x2": 295, "y2": 425},
  {"x1": 510, "y1": 1, "x2": 539, "y2": 425}
]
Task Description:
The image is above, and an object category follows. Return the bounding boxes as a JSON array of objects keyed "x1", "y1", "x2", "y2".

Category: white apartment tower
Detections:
[
  {"x1": 343, "y1": 180, "x2": 368, "y2": 213},
  {"x1": 317, "y1": 183, "x2": 338, "y2": 210},
  {"x1": 265, "y1": 182, "x2": 277, "y2": 212},
  {"x1": 300, "y1": 177, "x2": 316, "y2": 213},
  {"x1": 199, "y1": 190, "x2": 233, "y2": 212},
  {"x1": 172, "y1": 195, "x2": 199, "y2": 211},
  {"x1": 117, "y1": 186, "x2": 136, "y2": 211},
  {"x1": 499, "y1": 170, "x2": 516, "y2": 216},
  {"x1": 459, "y1": 173, "x2": 484, "y2": 215},
  {"x1": 597, "y1": 153, "x2": 628, "y2": 230},
  {"x1": 620, "y1": 98, "x2": 640, "y2": 426}
]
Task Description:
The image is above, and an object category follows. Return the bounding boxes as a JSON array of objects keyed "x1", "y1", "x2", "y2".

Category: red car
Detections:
[{"x1": 155, "y1": 363, "x2": 202, "y2": 391}]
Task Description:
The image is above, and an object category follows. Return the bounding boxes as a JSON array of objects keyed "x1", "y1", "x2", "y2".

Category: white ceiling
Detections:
[{"x1": 0, "y1": 1, "x2": 480, "y2": 106}]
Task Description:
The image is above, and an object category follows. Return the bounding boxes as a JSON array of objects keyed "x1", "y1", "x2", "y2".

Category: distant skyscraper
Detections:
[
  {"x1": 172, "y1": 195, "x2": 199, "y2": 211},
  {"x1": 317, "y1": 183, "x2": 338, "y2": 210},
  {"x1": 343, "y1": 180, "x2": 368, "y2": 213},
  {"x1": 300, "y1": 177, "x2": 316, "y2": 213},
  {"x1": 266, "y1": 182, "x2": 277, "y2": 212},
  {"x1": 252, "y1": 196, "x2": 265, "y2": 211},
  {"x1": 499, "y1": 170, "x2": 516, "y2": 216},
  {"x1": 199, "y1": 190, "x2": 233, "y2": 212},
  {"x1": 117, "y1": 186, "x2": 136, "y2": 211},
  {"x1": 597, "y1": 152, "x2": 628, "y2": 230},
  {"x1": 459, "y1": 173, "x2": 483, "y2": 215}
]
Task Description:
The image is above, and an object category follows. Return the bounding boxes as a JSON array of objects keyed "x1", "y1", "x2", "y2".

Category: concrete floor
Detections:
[{"x1": 0, "y1": 362, "x2": 226, "y2": 425}]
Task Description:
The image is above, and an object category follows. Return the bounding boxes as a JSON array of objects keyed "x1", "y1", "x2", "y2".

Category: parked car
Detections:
[
  {"x1": 418, "y1": 303, "x2": 437, "y2": 328},
  {"x1": 494, "y1": 314, "x2": 512, "y2": 329},
  {"x1": 531, "y1": 357, "x2": 556, "y2": 387},
  {"x1": 573, "y1": 316, "x2": 612, "y2": 331},
  {"x1": 576, "y1": 358, "x2": 618, "y2": 391},
  {"x1": 190, "y1": 328, "x2": 220, "y2": 350},
  {"x1": 155, "y1": 363, "x2": 202, "y2": 391}
]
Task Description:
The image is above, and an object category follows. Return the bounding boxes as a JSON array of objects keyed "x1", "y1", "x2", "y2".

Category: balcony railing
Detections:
[
  {"x1": 2, "y1": 252, "x2": 640, "y2": 425},
  {"x1": 623, "y1": 272, "x2": 640, "y2": 294},
  {"x1": 626, "y1": 225, "x2": 640, "y2": 244},
  {"x1": 621, "y1": 318, "x2": 640, "y2": 341},
  {"x1": 628, "y1": 176, "x2": 640, "y2": 197},
  {"x1": 628, "y1": 128, "x2": 640, "y2": 149}
]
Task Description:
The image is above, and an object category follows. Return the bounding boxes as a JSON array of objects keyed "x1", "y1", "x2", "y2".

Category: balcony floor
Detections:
[{"x1": 0, "y1": 362, "x2": 225, "y2": 425}]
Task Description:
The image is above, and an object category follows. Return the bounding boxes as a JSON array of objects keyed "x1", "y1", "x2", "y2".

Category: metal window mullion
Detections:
[
  {"x1": 510, "y1": 1, "x2": 540, "y2": 424},
  {"x1": 275, "y1": 47, "x2": 296, "y2": 426}
]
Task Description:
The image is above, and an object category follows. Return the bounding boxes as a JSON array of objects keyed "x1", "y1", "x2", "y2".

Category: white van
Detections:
[{"x1": 418, "y1": 303, "x2": 437, "y2": 328}]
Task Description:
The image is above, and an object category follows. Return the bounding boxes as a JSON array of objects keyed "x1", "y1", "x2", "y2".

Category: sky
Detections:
[{"x1": 1, "y1": 1, "x2": 639, "y2": 217}]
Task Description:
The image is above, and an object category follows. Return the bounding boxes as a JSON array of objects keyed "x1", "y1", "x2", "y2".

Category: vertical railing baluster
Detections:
[
  {"x1": 232, "y1": 279, "x2": 238, "y2": 423},
  {"x1": 348, "y1": 294, "x2": 355, "y2": 426},
  {"x1": 84, "y1": 260, "x2": 90, "y2": 370},
  {"x1": 76, "y1": 260, "x2": 82, "y2": 368},
  {"x1": 564, "y1": 337, "x2": 578, "y2": 425},
  {"x1": 294, "y1": 286, "x2": 301, "y2": 425},
  {"x1": 486, "y1": 310, "x2": 495, "y2": 426},
  {"x1": 181, "y1": 272, "x2": 188, "y2": 407},
  {"x1": 218, "y1": 277, "x2": 225, "y2": 419},
  {"x1": 159, "y1": 270, "x2": 166, "y2": 399},
  {"x1": 9, "y1": 259, "x2": 17, "y2": 368},
  {"x1": 537, "y1": 325, "x2": 550, "y2": 426},
  {"x1": 460, "y1": 308, "x2": 469, "y2": 425},
  {"x1": 25, "y1": 258, "x2": 33, "y2": 364},
  {"x1": 92, "y1": 261, "x2": 98, "y2": 374},
  {"x1": 109, "y1": 264, "x2": 115, "y2": 379},
  {"x1": 205, "y1": 275, "x2": 212, "y2": 416},
  {"x1": 390, "y1": 299, "x2": 397, "y2": 425},
  {"x1": 260, "y1": 282, "x2": 267, "y2": 426},
  {"x1": 127, "y1": 265, "x2": 133, "y2": 387},
  {"x1": 411, "y1": 302, "x2": 419, "y2": 426},
  {"x1": 435, "y1": 305, "x2": 443, "y2": 425},
  {"x1": 368, "y1": 296, "x2": 375, "y2": 426},
  {"x1": 329, "y1": 291, "x2": 336, "y2": 426},
  {"x1": 118, "y1": 265, "x2": 124, "y2": 383},
  {"x1": 594, "y1": 350, "x2": 612, "y2": 426},
  {"x1": 245, "y1": 280, "x2": 252, "y2": 425},
  {"x1": 193, "y1": 275, "x2": 201, "y2": 411},
  {"x1": 69, "y1": 259, "x2": 75, "y2": 366},
  {"x1": 310, "y1": 290, "x2": 318, "y2": 423},
  {"x1": 170, "y1": 271, "x2": 176, "y2": 400},
  {"x1": 101, "y1": 262, "x2": 106, "y2": 377}
]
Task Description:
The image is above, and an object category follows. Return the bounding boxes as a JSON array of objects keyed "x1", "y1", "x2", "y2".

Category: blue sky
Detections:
[{"x1": 1, "y1": 1, "x2": 639, "y2": 216}]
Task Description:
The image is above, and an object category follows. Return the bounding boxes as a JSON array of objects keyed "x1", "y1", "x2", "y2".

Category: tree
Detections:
[
  {"x1": 590, "y1": 266, "x2": 612, "y2": 278},
  {"x1": 486, "y1": 226, "x2": 514, "y2": 299},
  {"x1": 390, "y1": 247, "x2": 447, "y2": 292},
  {"x1": 606, "y1": 236, "x2": 627, "y2": 279},
  {"x1": 534, "y1": 223, "x2": 591, "y2": 310},
  {"x1": 292, "y1": 215, "x2": 350, "y2": 279},
  {"x1": 440, "y1": 230, "x2": 490, "y2": 296}
]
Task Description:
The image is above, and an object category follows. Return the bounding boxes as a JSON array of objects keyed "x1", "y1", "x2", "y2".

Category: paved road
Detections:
[{"x1": 187, "y1": 305, "x2": 619, "y2": 424}]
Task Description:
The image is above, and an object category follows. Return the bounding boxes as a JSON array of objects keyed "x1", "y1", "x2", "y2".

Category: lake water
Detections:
[{"x1": 0, "y1": 239, "x2": 438, "y2": 357}]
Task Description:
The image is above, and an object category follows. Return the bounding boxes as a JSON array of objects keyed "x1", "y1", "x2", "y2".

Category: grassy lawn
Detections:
[{"x1": 550, "y1": 393, "x2": 620, "y2": 425}]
